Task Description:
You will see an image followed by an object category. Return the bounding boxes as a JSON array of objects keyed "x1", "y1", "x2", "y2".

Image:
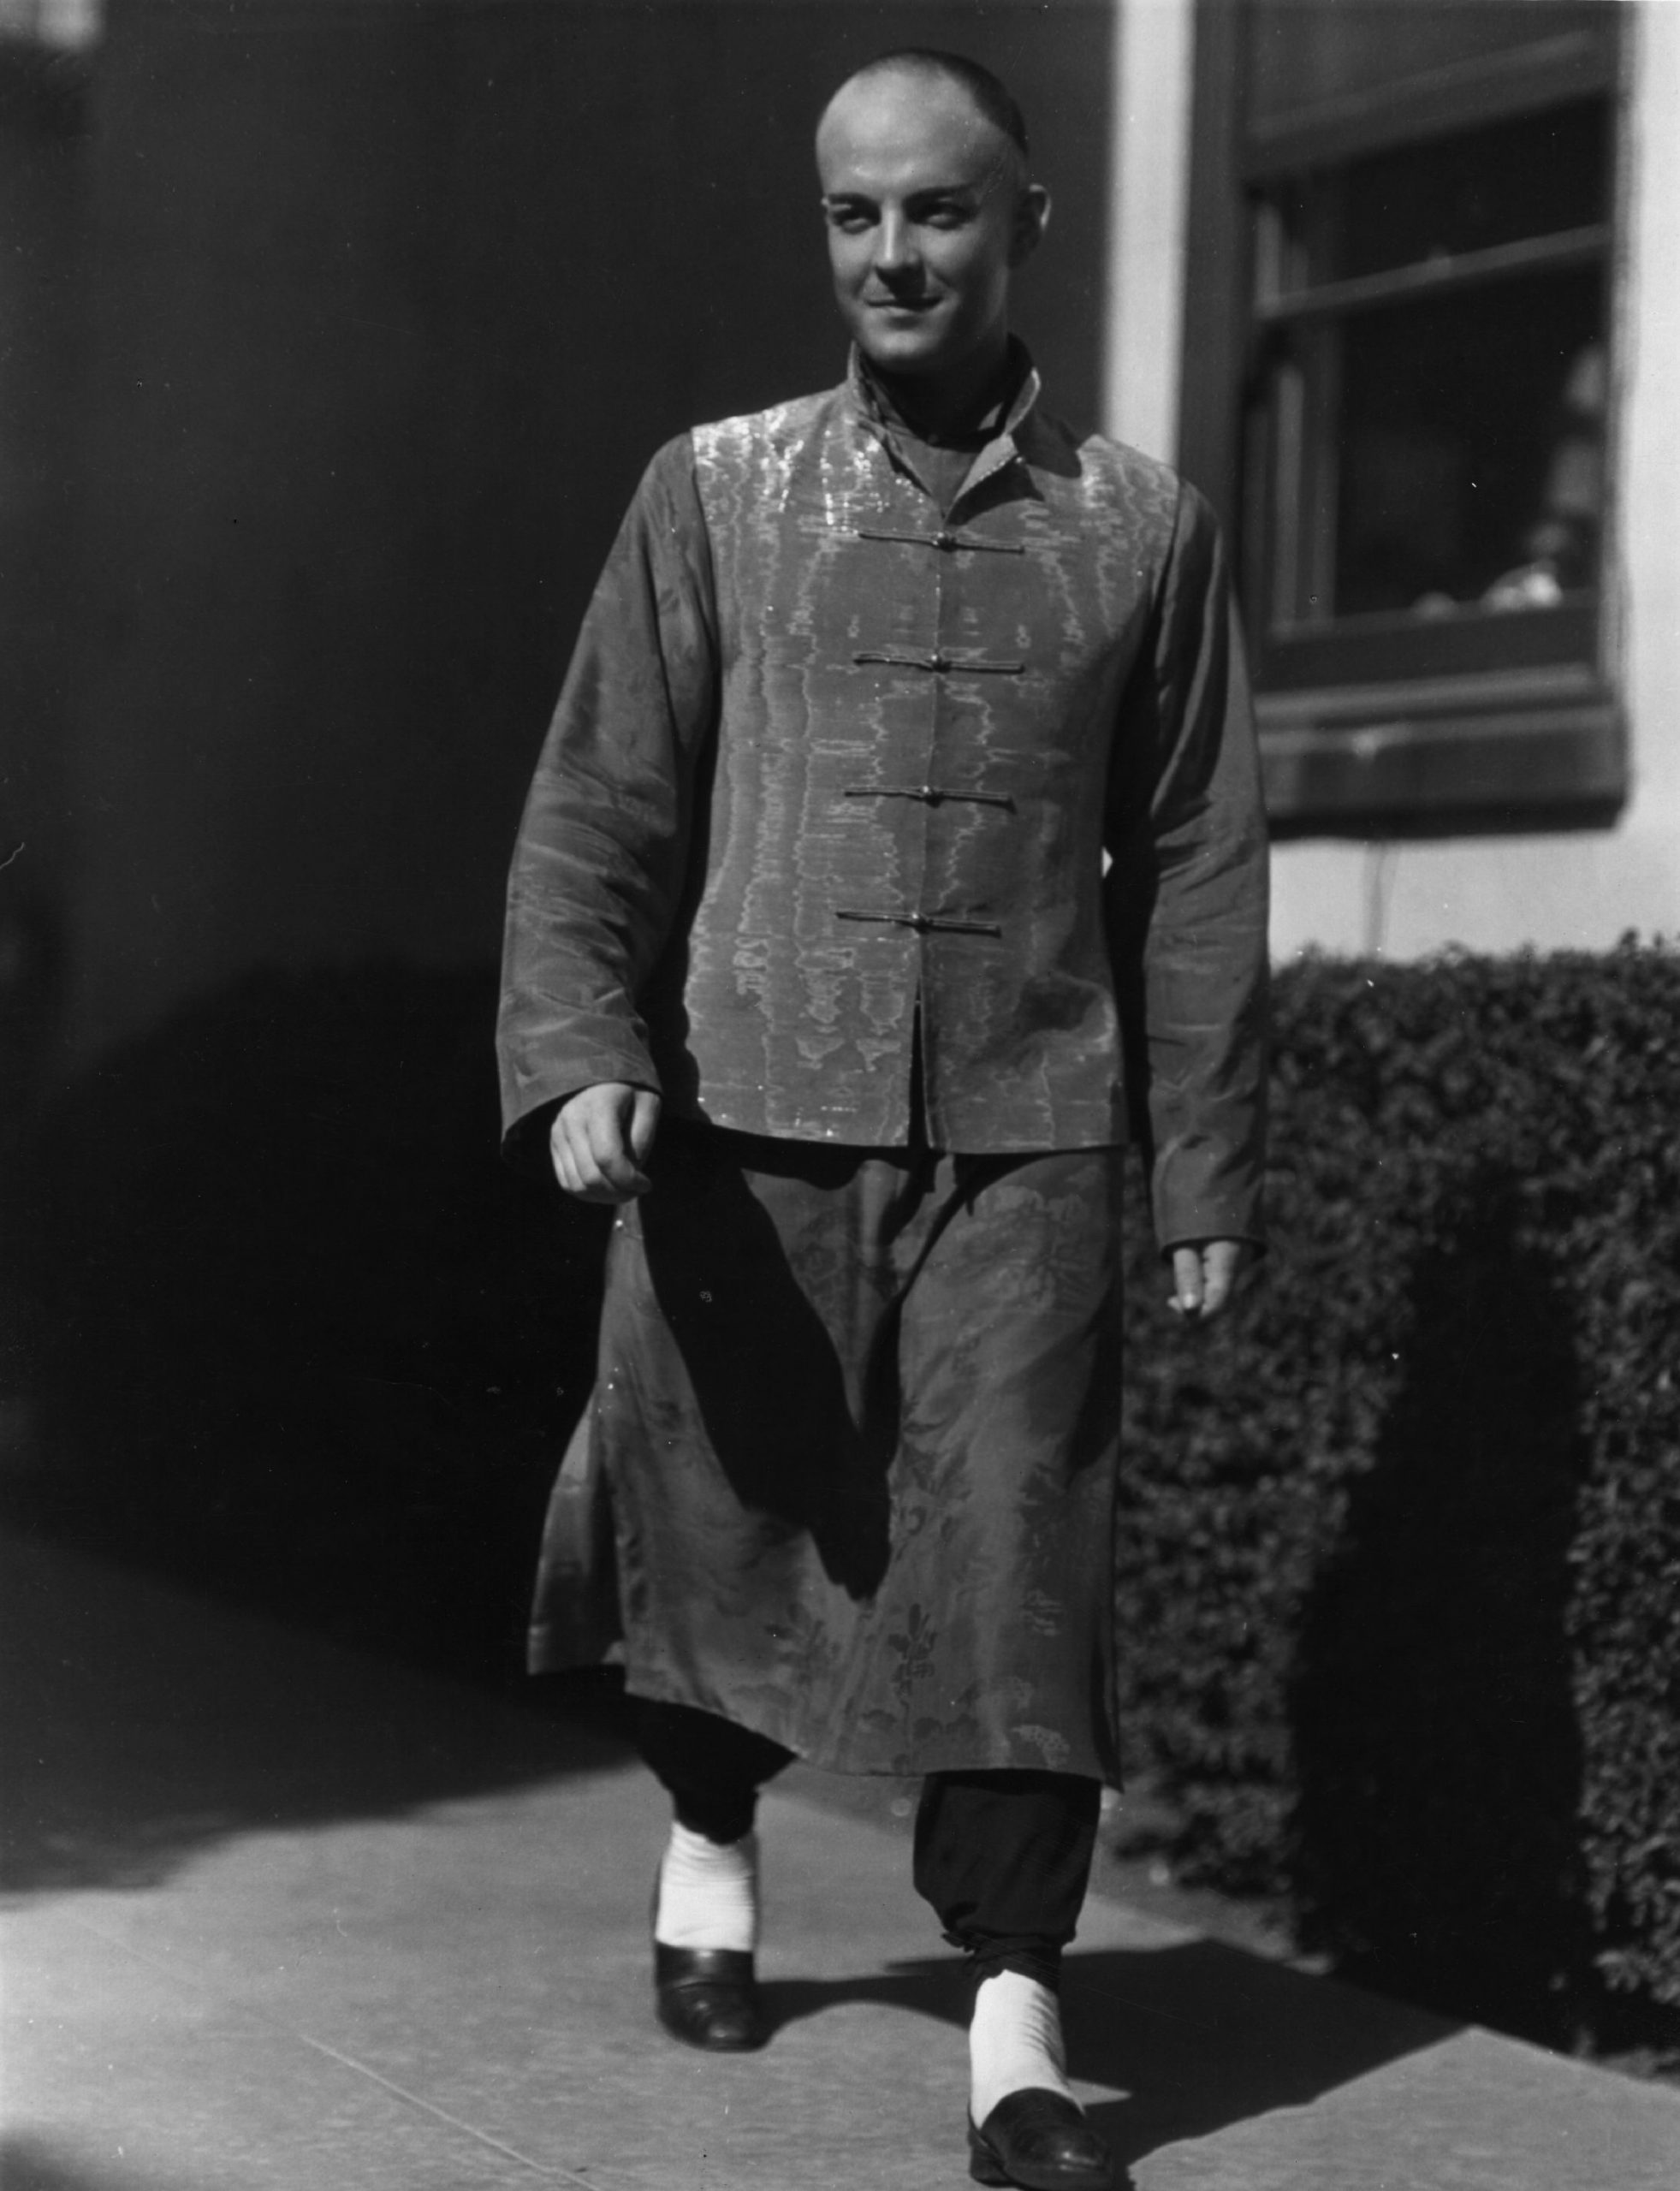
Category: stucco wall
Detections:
[{"x1": 1263, "y1": 3, "x2": 1680, "y2": 956}]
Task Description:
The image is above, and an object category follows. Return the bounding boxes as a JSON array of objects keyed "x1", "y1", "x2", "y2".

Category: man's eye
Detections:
[
  {"x1": 918, "y1": 203, "x2": 971, "y2": 229},
  {"x1": 824, "y1": 204, "x2": 874, "y2": 233}
]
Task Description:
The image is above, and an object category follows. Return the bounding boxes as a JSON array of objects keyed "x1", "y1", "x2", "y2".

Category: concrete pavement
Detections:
[{"x1": 3, "y1": 1529, "x2": 1677, "y2": 2191}]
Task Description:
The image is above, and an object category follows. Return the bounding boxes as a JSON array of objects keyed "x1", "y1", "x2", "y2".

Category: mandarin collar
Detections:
[{"x1": 845, "y1": 341, "x2": 1042, "y2": 460}]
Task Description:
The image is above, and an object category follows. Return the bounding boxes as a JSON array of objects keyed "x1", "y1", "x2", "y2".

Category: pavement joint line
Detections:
[
  {"x1": 287, "y1": 2033, "x2": 597, "y2": 2186},
  {"x1": 50, "y1": 1907, "x2": 598, "y2": 2187}
]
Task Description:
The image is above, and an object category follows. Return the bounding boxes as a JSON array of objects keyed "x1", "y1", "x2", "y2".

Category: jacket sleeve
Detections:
[
  {"x1": 1104, "y1": 481, "x2": 1270, "y2": 1251},
  {"x1": 496, "y1": 436, "x2": 720, "y2": 1162}
]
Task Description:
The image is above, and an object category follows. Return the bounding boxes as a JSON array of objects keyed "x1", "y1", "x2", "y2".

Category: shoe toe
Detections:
[
  {"x1": 656, "y1": 1979, "x2": 765, "y2": 2051},
  {"x1": 653, "y1": 1943, "x2": 768, "y2": 2053},
  {"x1": 968, "y1": 2087, "x2": 1115, "y2": 2188}
]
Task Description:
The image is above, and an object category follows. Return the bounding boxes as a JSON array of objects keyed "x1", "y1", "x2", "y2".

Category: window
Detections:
[{"x1": 1180, "y1": 2, "x2": 1625, "y2": 835}]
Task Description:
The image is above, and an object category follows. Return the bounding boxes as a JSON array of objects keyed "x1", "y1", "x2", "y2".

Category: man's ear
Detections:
[{"x1": 1009, "y1": 182, "x2": 1052, "y2": 269}]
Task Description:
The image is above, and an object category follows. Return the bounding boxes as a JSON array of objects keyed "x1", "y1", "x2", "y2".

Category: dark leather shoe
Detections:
[
  {"x1": 653, "y1": 1942, "x2": 768, "y2": 2052},
  {"x1": 967, "y1": 2087, "x2": 1115, "y2": 2188}
]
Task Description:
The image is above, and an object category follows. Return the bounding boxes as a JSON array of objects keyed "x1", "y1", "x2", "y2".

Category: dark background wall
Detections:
[
  {"x1": 0, "y1": 0, "x2": 1114, "y2": 1677},
  {"x1": 39, "y1": 0, "x2": 1113, "y2": 1063}
]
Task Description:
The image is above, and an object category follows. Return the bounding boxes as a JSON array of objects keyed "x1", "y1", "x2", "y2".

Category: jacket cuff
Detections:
[
  {"x1": 498, "y1": 1053, "x2": 663, "y2": 1171},
  {"x1": 1151, "y1": 1141, "x2": 1266, "y2": 1254}
]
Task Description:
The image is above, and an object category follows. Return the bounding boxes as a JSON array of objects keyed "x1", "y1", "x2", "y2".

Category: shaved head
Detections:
[{"x1": 826, "y1": 49, "x2": 1030, "y2": 167}]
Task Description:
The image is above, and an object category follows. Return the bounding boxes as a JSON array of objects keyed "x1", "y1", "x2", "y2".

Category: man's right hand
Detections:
[{"x1": 549, "y1": 1082, "x2": 662, "y2": 1202}]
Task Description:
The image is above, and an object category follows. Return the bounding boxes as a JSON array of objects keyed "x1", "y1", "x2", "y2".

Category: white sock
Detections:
[
  {"x1": 969, "y1": 1968, "x2": 1076, "y2": 2124},
  {"x1": 653, "y1": 1821, "x2": 759, "y2": 1953}
]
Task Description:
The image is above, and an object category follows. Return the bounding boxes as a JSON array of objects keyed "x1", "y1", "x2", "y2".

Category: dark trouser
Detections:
[{"x1": 635, "y1": 1699, "x2": 1101, "y2": 1992}]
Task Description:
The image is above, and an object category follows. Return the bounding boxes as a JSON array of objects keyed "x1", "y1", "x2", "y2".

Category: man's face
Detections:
[{"x1": 816, "y1": 72, "x2": 1047, "y2": 382}]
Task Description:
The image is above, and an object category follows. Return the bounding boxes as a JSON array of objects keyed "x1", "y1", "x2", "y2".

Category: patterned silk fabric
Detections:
[
  {"x1": 498, "y1": 353, "x2": 1269, "y2": 1249},
  {"x1": 529, "y1": 1124, "x2": 1129, "y2": 1782}
]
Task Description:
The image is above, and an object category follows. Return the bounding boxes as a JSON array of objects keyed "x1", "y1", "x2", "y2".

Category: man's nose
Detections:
[{"x1": 874, "y1": 211, "x2": 920, "y2": 279}]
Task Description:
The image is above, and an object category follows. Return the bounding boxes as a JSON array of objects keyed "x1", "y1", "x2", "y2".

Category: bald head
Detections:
[{"x1": 819, "y1": 49, "x2": 1030, "y2": 179}]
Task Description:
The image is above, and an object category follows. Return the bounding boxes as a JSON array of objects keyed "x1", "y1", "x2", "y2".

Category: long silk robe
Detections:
[{"x1": 500, "y1": 352, "x2": 1269, "y2": 1776}]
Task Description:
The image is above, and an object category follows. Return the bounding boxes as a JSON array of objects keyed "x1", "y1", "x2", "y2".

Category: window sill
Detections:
[
  {"x1": 1256, "y1": 666, "x2": 1624, "y2": 838},
  {"x1": 1258, "y1": 598, "x2": 1600, "y2": 692}
]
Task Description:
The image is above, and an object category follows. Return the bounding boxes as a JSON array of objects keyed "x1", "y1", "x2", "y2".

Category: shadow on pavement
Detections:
[
  {"x1": 760, "y1": 1940, "x2": 1453, "y2": 2170},
  {"x1": 1067, "y1": 1939, "x2": 1451, "y2": 2167},
  {"x1": 0, "y1": 1526, "x2": 634, "y2": 1897},
  {"x1": 0, "y1": 965, "x2": 648, "y2": 1901},
  {"x1": 0, "y1": 2135, "x2": 190, "y2": 2191}
]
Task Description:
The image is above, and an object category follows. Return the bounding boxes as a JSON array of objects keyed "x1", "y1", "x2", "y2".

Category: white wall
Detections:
[
  {"x1": 1102, "y1": 0, "x2": 1194, "y2": 465},
  {"x1": 1104, "y1": 0, "x2": 1680, "y2": 959}
]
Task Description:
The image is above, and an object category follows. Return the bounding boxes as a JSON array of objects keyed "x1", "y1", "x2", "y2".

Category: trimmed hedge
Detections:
[{"x1": 1116, "y1": 940, "x2": 1680, "y2": 2044}]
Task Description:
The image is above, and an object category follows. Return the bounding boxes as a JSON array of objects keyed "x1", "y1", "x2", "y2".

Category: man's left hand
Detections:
[{"x1": 1167, "y1": 1239, "x2": 1251, "y2": 1325}]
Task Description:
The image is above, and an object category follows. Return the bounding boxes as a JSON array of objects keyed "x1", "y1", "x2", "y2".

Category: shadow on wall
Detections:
[
  {"x1": 0, "y1": 885, "x2": 62, "y2": 1404},
  {"x1": 1289, "y1": 1189, "x2": 1592, "y2": 2039},
  {"x1": 11, "y1": 962, "x2": 605, "y2": 1681}
]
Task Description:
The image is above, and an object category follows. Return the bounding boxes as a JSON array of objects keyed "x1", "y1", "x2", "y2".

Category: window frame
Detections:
[{"x1": 1178, "y1": 0, "x2": 1629, "y2": 840}]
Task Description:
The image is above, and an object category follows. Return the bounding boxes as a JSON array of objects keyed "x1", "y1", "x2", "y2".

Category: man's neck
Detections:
[{"x1": 864, "y1": 338, "x2": 1021, "y2": 448}]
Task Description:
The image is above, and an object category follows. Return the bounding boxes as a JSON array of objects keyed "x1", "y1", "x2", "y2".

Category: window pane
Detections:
[
  {"x1": 1332, "y1": 269, "x2": 1604, "y2": 620},
  {"x1": 1332, "y1": 100, "x2": 1609, "y2": 282},
  {"x1": 1249, "y1": 94, "x2": 1614, "y2": 657}
]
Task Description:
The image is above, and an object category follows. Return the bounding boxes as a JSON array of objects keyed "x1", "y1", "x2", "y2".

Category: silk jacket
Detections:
[{"x1": 499, "y1": 353, "x2": 1269, "y2": 1247}]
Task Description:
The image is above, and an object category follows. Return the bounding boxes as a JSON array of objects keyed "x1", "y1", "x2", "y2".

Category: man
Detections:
[{"x1": 499, "y1": 50, "x2": 1267, "y2": 2191}]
